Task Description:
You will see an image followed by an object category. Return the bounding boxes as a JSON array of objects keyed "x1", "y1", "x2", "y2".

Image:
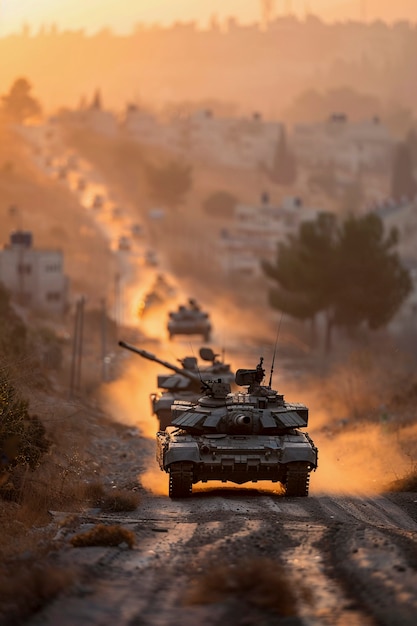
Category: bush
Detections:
[
  {"x1": 185, "y1": 557, "x2": 298, "y2": 615},
  {"x1": 0, "y1": 559, "x2": 76, "y2": 624},
  {"x1": 100, "y1": 489, "x2": 140, "y2": 512},
  {"x1": 0, "y1": 371, "x2": 51, "y2": 495},
  {"x1": 70, "y1": 524, "x2": 135, "y2": 549}
]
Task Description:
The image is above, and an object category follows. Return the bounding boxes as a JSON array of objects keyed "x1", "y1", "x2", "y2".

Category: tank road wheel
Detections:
[
  {"x1": 169, "y1": 462, "x2": 194, "y2": 498},
  {"x1": 284, "y1": 462, "x2": 310, "y2": 497}
]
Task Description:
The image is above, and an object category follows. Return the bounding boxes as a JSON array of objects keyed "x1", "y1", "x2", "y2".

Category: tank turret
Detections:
[
  {"x1": 156, "y1": 357, "x2": 318, "y2": 498},
  {"x1": 118, "y1": 340, "x2": 234, "y2": 430}
]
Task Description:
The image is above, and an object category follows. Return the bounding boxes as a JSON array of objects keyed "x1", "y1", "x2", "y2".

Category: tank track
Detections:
[
  {"x1": 168, "y1": 461, "x2": 194, "y2": 498},
  {"x1": 284, "y1": 462, "x2": 310, "y2": 497}
]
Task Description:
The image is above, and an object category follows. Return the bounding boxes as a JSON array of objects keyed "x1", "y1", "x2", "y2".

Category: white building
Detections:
[
  {"x1": 292, "y1": 114, "x2": 394, "y2": 173},
  {"x1": 176, "y1": 110, "x2": 283, "y2": 169},
  {"x1": 122, "y1": 107, "x2": 283, "y2": 170},
  {"x1": 369, "y1": 198, "x2": 417, "y2": 325},
  {"x1": 121, "y1": 104, "x2": 165, "y2": 145},
  {"x1": 62, "y1": 107, "x2": 118, "y2": 137},
  {"x1": 0, "y1": 231, "x2": 69, "y2": 315},
  {"x1": 217, "y1": 195, "x2": 320, "y2": 276}
]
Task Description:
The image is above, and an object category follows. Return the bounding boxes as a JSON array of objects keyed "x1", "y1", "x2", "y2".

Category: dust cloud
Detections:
[
  {"x1": 101, "y1": 323, "x2": 417, "y2": 497},
  {"x1": 310, "y1": 424, "x2": 414, "y2": 495},
  {"x1": 294, "y1": 349, "x2": 417, "y2": 495},
  {"x1": 140, "y1": 466, "x2": 168, "y2": 496},
  {"x1": 99, "y1": 359, "x2": 159, "y2": 438}
]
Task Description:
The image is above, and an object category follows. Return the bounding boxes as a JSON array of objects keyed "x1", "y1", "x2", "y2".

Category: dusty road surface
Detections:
[{"x1": 26, "y1": 424, "x2": 417, "y2": 626}]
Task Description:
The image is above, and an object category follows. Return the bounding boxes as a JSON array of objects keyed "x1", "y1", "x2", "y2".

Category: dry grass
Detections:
[
  {"x1": 99, "y1": 488, "x2": 140, "y2": 512},
  {"x1": 386, "y1": 467, "x2": 417, "y2": 492},
  {"x1": 70, "y1": 523, "x2": 135, "y2": 549},
  {"x1": 0, "y1": 558, "x2": 77, "y2": 625},
  {"x1": 82, "y1": 479, "x2": 106, "y2": 501},
  {"x1": 185, "y1": 557, "x2": 298, "y2": 616}
]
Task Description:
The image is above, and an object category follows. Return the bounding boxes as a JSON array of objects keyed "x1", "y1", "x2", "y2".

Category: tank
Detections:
[
  {"x1": 167, "y1": 299, "x2": 211, "y2": 341},
  {"x1": 118, "y1": 341, "x2": 234, "y2": 430},
  {"x1": 138, "y1": 274, "x2": 176, "y2": 319},
  {"x1": 156, "y1": 357, "x2": 318, "y2": 498}
]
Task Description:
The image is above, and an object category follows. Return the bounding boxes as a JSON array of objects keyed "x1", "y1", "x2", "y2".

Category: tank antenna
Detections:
[
  {"x1": 189, "y1": 341, "x2": 211, "y2": 393},
  {"x1": 268, "y1": 312, "x2": 283, "y2": 388}
]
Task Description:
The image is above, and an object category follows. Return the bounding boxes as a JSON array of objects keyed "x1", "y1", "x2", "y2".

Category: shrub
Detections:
[
  {"x1": 70, "y1": 524, "x2": 135, "y2": 549},
  {"x1": 100, "y1": 489, "x2": 140, "y2": 512},
  {"x1": 386, "y1": 466, "x2": 417, "y2": 492},
  {"x1": 0, "y1": 371, "x2": 51, "y2": 494},
  {"x1": 0, "y1": 559, "x2": 76, "y2": 624},
  {"x1": 185, "y1": 557, "x2": 298, "y2": 615}
]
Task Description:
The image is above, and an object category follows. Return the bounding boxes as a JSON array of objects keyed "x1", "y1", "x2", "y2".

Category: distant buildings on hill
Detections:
[
  {"x1": 292, "y1": 113, "x2": 393, "y2": 174},
  {"x1": 64, "y1": 104, "x2": 395, "y2": 179},
  {"x1": 0, "y1": 230, "x2": 69, "y2": 315},
  {"x1": 216, "y1": 194, "x2": 320, "y2": 276}
]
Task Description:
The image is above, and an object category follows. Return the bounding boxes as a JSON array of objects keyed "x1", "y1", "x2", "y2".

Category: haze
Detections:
[{"x1": 1, "y1": 0, "x2": 417, "y2": 35}]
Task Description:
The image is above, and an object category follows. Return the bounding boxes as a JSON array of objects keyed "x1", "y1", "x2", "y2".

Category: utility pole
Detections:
[
  {"x1": 114, "y1": 272, "x2": 122, "y2": 330},
  {"x1": 75, "y1": 296, "x2": 85, "y2": 392},
  {"x1": 101, "y1": 298, "x2": 108, "y2": 382},
  {"x1": 69, "y1": 296, "x2": 85, "y2": 398}
]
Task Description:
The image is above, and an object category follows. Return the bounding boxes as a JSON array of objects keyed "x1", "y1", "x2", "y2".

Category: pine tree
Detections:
[
  {"x1": 263, "y1": 213, "x2": 412, "y2": 351},
  {"x1": 268, "y1": 125, "x2": 297, "y2": 185},
  {"x1": 91, "y1": 88, "x2": 102, "y2": 110},
  {"x1": 1, "y1": 77, "x2": 42, "y2": 122}
]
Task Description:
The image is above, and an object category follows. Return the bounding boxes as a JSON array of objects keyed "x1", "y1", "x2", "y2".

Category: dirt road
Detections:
[{"x1": 28, "y1": 471, "x2": 417, "y2": 626}]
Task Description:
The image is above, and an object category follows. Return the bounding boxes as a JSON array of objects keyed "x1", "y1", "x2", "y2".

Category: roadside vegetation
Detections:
[
  {"x1": 185, "y1": 557, "x2": 301, "y2": 617},
  {"x1": 70, "y1": 524, "x2": 135, "y2": 549},
  {"x1": 263, "y1": 212, "x2": 412, "y2": 352},
  {"x1": 0, "y1": 283, "x2": 140, "y2": 625}
]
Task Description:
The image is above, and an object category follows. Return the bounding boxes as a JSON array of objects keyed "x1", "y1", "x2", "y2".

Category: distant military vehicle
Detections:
[
  {"x1": 168, "y1": 299, "x2": 211, "y2": 341},
  {"x1": 137, "y1": 274, "x2": 176, "y2": 319},
  {"x1": 118, "y1": 340, "x2": 234, "y2": 430},
  {"x1": 91, "y1": 194, "x2": 104, "y2": 209},
  {"x1": 156, "y1": 357, "x2": 318, "y2": 498},
  {"x1": 118, "y1": 235, "x2": 131, "y2": 251},
  {"x1": 76, "y1": 177, "x2": 87, "y2": 191}
]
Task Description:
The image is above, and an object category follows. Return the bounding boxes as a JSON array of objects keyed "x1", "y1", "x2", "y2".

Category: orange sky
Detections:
[{"x1": 1, "y1": 0, "x2": 417, "y2": 35}]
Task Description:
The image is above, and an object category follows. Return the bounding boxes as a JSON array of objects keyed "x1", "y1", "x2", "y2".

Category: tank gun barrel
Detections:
[{"x1": 118, "y1": 340, "x2": 203, "y2": 383}]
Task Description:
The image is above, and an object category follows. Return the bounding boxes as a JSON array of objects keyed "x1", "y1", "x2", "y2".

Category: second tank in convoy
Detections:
[{"x1": 118, "y1": 341, "x2": 234, "y2": 430}]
